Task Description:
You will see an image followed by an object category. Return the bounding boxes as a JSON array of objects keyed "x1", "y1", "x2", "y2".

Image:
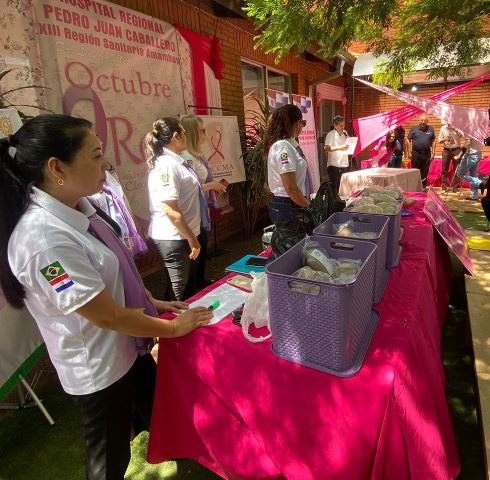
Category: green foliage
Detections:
[
  {"x1": 238, "y1": 97, "x2": 271, "y2": 237},
  {"x1": 244, "y1": 0, "x2": 490, "y2": 87}
]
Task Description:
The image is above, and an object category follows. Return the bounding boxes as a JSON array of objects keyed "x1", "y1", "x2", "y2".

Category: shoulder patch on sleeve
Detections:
[
  {"x1": 40, "y1": 261, "x2": 75, "y2": 293},
  {"x1": 280, "y1": 151, "x2": 289, "y2": 164}
]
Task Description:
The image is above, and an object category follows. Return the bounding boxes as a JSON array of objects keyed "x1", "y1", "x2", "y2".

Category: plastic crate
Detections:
[
  {"x1": 314, "y1": 212, "x2": 389, "y2": 304},
  {"x1": 265, "y1": 236, "x2": 378, "y2": 377},
  {"x1": 383, "y1": 210, "x2": 402, "y2": 268}
]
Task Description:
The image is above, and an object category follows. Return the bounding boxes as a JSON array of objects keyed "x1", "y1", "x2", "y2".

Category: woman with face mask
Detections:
[{"x1": 0, "y1": 114, "x2": 212, "y2": 480}]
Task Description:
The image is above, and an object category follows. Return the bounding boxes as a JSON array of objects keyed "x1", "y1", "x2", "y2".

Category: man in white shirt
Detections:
[
  {"x1": 324, "y1": 115, "x2": 349, "y2": 193},
  {"x1": 438, "y1": 122, "x2": 463, "y2": 191}
]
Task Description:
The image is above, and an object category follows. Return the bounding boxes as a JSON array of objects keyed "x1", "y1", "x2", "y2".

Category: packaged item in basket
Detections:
[
  {"x1": 348, "y1": 204, "x2": 384, "y2": 214},
  {"x1": 346, "y1": 196, "x2": 375, "y2": 209},
  {"x1": 334, "y1": 259, "x2": 362, "y2": 284},
  {"x1": 290, "y1": 266, "x2": 331, "y2": 293},
  {"x1": 367, "y1": 192, "x2": 400, "y2": 205},
  {"x1": 303, "y1": 237, "x2": 337, "y2": 275},
  {"x1": 376, "y1": 202, "x2": 400, "y2": 215},
  {"x1": 332, "y1": 220, "x2": 354, "y2": 237},
  {"x1": 293, "y1": 266, "x2": 333, "y2": 282}
]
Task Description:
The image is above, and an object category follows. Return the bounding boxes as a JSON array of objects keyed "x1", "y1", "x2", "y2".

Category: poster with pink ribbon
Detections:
[
  {"x1": 423, "y1": 188, "x2": 473, "y2": 274},
  {"x1": 199, "y1": 115, "x2": 245, "y2": 184}
]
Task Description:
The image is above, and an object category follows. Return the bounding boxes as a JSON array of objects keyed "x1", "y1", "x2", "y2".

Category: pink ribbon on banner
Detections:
[{"x1": 208, "y1": 129, "x2": 225, "y2": 162}]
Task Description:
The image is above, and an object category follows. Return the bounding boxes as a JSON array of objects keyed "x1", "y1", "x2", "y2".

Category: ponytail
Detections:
[
  {"x1": 0, "y1": 114, "x2": 92, "y2": 308},
  {"x1": 144, "y1": 117, "x2": 182, "y2": 170},
  {"x1": 0, "y1": 137, "x2": 29, "y2": 308}
]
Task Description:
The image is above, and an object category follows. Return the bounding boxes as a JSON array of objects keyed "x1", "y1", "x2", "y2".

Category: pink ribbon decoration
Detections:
[{"x1": 353, "y1": 73, "x2": 490, "y2": 155}]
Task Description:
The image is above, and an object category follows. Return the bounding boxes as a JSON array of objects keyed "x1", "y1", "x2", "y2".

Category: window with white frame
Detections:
[{"x1": 241, "y1": 60, "x2": 291, "y2": 128}]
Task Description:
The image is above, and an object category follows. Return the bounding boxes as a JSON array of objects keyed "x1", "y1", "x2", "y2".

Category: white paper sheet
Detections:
[
  {"x1": 189, "y1": 283, "x2": 249, "y2": 325},
  {"x1": 345, "y1": 136, "x2": 359, "y2": 155}
]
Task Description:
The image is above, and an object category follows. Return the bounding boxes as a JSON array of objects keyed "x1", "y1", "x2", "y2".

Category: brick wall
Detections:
[
  {"x1": 353, "y1": 79, "x2": 490, "y2": 159},
  {"x1": 109, "y1": 0, "x2": 341, "y2": 253}
]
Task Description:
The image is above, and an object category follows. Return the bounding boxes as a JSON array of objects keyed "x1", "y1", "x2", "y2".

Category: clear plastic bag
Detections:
[
  {"x1": 332, "y1": 220, "x2": 354, "y2": 237},
  {"x1": 303, "y1": 236, "x2": 338, "y2": 275},
  {"x1": 241, "y1": 272, "x2": 272, "y2": 343}
]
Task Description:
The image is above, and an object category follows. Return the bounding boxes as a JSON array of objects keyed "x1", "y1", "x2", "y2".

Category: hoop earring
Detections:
[{"x1": 57, "y1": 178, "x2": 64, "y2": 186}]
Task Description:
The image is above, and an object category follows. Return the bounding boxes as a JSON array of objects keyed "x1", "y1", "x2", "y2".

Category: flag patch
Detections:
[
  {"x1": 160, "y1": 174, "x2": 169, "y2": 184},
  {"x1": 40, "y1": 261, "x2": 74, "y2": 293},
  {"x1": 280, "y1": 152, "x2": 289, "y2": 164}
]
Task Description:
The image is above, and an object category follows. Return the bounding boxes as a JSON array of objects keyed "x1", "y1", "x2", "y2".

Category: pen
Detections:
[{"x1": 208, "y1": 300, "x2": 220, "y2": 311}]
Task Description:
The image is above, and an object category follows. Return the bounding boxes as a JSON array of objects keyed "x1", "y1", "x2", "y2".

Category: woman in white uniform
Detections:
[
  {"x1": 264, "y1": 104, "x2": 311, "y2": 225},
  {"x1": 180, "y1": 114, "x2": 226, "y2": 287},
  {"x1": 145, "y1": 117, "x2": 203, "y2": 300},
  {"x1": 0, "y1": 114, "x2": 212, "y2": 480}
]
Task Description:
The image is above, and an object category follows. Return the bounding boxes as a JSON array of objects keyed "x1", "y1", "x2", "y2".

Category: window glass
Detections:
[{"x1": 267, "y1": 70, "x2": 290, "y2": 93}]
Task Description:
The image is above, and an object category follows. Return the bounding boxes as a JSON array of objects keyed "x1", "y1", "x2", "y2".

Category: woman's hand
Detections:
[
  {"x1": 172, "y1": 307, "x2": 213, "y2": 337},
  {"x1": 188, "y1": 237, "x2": 201, "y2": 260},
  {"x1": 210, "y1": 181, "x2": 227, "y2": 194},
  {"x1": 155, "y1": 300, "x2": 189, "y2": 314}
]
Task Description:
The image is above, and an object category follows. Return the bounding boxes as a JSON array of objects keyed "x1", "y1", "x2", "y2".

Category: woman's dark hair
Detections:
[
  {"x1": 263, "y1": 104, "x2": 303, "y2": 156},
  {"x1": 0, "y1": 114, "x2": 92, "y2": 308},
  {"x1": 145, "y1": 117, "x2": 183, "y2": 169},
  {"x1": 385, "y1": 129, "x2": 396, "y2": 148},
  {"x1": 333, "y1": 115, "x2": 344, "y2": 126}
]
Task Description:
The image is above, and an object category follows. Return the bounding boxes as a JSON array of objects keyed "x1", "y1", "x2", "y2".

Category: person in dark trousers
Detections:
[
  {"x1": 0, "y1": 114, "x2": 212, "y2": 480},
  {"x1": 408, "y1": 114, "x2": 436, "y2": 188},
  {"x1": 324, "y1": 116, "x2": 349, "y2": 193}
]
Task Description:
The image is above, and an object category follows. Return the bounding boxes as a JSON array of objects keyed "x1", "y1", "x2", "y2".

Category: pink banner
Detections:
[
  {"x1": 423, "y1": 188, "x2": 473, "y2": 274},
  {"x1": 353, "y1": 73, "x2": 490, "y2": 155},
  {"x1": 357, "y1": 78, "x2": 489, "y2": 143}
]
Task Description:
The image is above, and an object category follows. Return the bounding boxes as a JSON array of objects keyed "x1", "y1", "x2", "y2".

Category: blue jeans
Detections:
[
  {"x1": 268, "y1": 196, "x2": 302, "y2": 226},
  {"x1": 388, "y1": 153, "x2": 402, "y2": 168},
  {"x1": 457, "y1": 152, "x2": 482, "y2": 199}
]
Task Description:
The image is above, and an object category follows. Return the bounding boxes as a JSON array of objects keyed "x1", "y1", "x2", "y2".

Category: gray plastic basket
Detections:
[
  {"x1": 265, "y1": 236, "x2": 378, "y2": 377},
  {"x1": 384, "y1": 210, "x2": 402, "y2": 268},
  {"x1": 313, "y1": 212, "x2": 390, "y2": 304}
]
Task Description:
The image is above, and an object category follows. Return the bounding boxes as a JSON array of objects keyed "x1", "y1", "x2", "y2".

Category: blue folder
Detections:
[{"x1": 225, "y1": 255, "x2": 266, "y2": 275}]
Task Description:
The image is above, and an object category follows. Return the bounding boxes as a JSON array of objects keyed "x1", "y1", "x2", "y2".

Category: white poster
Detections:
[
  {"x1": 30, "y1": 0, "x2": 186, "y2": 226},
  {"x1": 0, "y1": 108, "x2": 44, "y2": 400},
  {"x1": 199, "y1": 115, "x2": 245, "y2": 184},
  {"x1": 292, "y1": 95, "x2": 320, "y2": 193},
  {"x1": 0, "y1": 290, "x2": 44, "y2": 401}
]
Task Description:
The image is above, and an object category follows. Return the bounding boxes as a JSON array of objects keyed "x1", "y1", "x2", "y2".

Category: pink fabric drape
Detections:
[{"x1": 353, "y1": 73, "x2": 490, "y2": 155}]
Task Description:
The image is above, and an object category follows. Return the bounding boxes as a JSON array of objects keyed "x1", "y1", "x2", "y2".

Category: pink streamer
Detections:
[{"x1": 353, "y1": 73, "x2": 490, "y2": 155}]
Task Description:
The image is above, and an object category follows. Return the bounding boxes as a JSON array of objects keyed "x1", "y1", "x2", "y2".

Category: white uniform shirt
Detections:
[
  {"x1": 438, "y1": 125, "x2": 463, "y2": 149},
  {"x1": 8, "y1": 187, "x2": 137, "y2": 395},
  {"x1": 148, "y1": 148, "x2": 201, "y2": 241},
  {"x1": 267, "y1": 138, "x2": 307, "y2": 197},
  {"x1": 325, "y1": 129, "x2": 349, "y2": 168},
  {"x1": 181, "y1": 150, "x2": 208, "y2": 184}
]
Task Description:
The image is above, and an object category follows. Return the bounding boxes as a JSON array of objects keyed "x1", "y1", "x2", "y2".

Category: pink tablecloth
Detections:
[
  {"x1": 427, "y1": 157, "x2": 490, "y2": 187},
  {"x1": 147, "y1": 193, "x2": 459, "y2": 480}
]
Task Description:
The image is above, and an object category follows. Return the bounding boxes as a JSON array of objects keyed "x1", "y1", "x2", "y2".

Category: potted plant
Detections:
[{"x1": 238, "y1": 97, "x2": 271, "y2": 237}]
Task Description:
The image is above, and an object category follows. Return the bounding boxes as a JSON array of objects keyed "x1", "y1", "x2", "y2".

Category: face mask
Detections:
[{"x1": 241, "y1": 272, "x2": 272, "y2": 343}]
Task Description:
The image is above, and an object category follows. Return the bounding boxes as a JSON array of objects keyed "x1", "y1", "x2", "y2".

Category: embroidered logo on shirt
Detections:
[
  {"x1": 280, "y1": 152, "x2": 289, "y2": 164},
  {"x1": 160, "y1": 173, "x2": 169, "y2": 184},
  {"x1": 40, "y1": 261, "x2": 74, "y2": 293}
]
